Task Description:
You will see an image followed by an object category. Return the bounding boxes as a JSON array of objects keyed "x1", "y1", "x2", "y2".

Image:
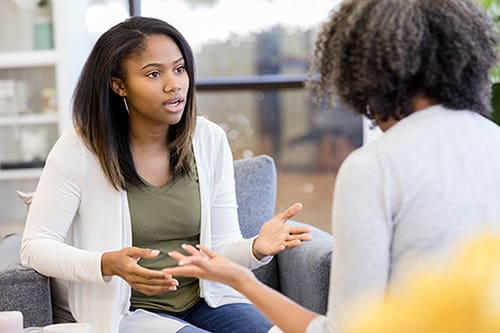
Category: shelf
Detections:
[
  {"x1": 0, "y1": 49, "x2": 58, "y2": 69},
  {"x1": 0, "y1": 113, "x2": 58, "y2": 126},
  {"x1": 0, "y1": 168, "x2": 42, "y2": 180}
]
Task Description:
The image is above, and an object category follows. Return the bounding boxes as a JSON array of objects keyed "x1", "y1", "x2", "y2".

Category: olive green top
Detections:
[{"x1": 128, "y1": 156, "x2": 201, "y2": 313}]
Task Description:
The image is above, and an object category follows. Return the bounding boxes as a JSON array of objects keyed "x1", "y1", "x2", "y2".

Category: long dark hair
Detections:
[
  {"x1": 308, "y1": 0, "x2": 498, "y2": 121},
  {"x1": 73, "y1": 16, "x2": 197, "y2": 190}
]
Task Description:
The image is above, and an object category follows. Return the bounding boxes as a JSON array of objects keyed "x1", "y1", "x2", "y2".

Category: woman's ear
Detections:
[{"x1": 110, "y1": 77, "x2": 126, "y2": 97}]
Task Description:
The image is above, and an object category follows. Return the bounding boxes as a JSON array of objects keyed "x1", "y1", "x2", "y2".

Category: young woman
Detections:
[
  {"x1": 163, "y1": 0, "x2": 500, "y2": 332},
  {"x1": 20, "y1": 17, "x2": 311, "y2": 333}
]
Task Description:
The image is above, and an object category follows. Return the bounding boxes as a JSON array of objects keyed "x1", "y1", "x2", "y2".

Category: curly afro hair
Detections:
[{"x1": 308, "y1": 0, "x2": 499, "y2": 121}]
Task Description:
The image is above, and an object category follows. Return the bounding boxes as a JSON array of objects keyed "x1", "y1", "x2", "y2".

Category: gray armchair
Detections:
[{"x1": 0, "y1": 155, "x2": 333, "y2": 327}]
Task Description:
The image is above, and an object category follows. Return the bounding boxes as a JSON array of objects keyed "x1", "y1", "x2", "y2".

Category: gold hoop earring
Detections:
[{"x1": 123, "y1": 97, "x2": 130, "y2": 115}]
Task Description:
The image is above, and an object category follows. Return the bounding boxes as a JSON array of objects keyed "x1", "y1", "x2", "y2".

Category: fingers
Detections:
[
  {"x1": 196, "y1": 244, "x2": 218, "y2": 259},
  {"x1": 288, "y1": 225, "x2": 312, "y2": 234},
  {"x1": 181, "y1": 244, "x2": 204, "y2": 256},
  {"x1": 162, "y1": 266, "x2": 202, "y2": 278},
  {"x1": 169, "y1": 249, "x2": 209, "y2": 267},
  {"x1": 168, "y1": 244, "x2": 217, "y2": 268},
  {"x1": 133, "y1": 278, "x2": 179, "y2": 295},
  {"x1": 283, "y1": 239, "x2": 302, "y2": 249},
  {"x1": 287, "y1": 232, "x2": 313, "y2": 242},
  {"x1": 131, "y1": 267, "x2": 179, "y2": 294},
  {"x1": 126, "y1": 247, "x2": 161, "y2": 261},
  {"x1": 168, "y1": 250, "x2": 189, "y2": 262},
  {"x1": 280, "y1": 202, "x2": 303, "y2": 221},
  {"x1": 176, "y1": 244, "x2": 218, "y2": 260},
  {"x1": 134, "y1": 265, "x2": 172, "y2": 280}
]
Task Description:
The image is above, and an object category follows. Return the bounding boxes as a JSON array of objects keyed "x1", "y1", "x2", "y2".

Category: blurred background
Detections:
[{"x1": 0, "y1": 0, "x2": 375, "y2": 236}]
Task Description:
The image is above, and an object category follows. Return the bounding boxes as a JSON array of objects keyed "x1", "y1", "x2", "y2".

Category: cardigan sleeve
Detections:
[
  {"x1": 201, "y1": 121, "x2": 267, "y2": 269},
  {"x1": 21, "y1": 130, "x2": 106, "y2": 284}
]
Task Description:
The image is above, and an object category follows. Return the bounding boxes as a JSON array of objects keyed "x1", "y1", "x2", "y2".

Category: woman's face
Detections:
[{"x1": 116, "y1": 34, "x2": 190, "y2": 128}]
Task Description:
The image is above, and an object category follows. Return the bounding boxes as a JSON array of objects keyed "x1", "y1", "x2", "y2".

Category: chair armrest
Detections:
[
  {"x1": 276, "y1": 220, "x2": 334, "y2": 314},
  {"x1": 0, "y1": 234, "x2": 53, "y2": 327}
]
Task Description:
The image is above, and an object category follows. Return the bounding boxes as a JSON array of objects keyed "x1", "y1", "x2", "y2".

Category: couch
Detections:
[{"x1": 0, "y1": 155, "x2": 334, "y2": 328}]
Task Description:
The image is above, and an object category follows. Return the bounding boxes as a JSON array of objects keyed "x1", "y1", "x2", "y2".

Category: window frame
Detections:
[{"x1": 127, "y1": 0, "x2": 308, "y2": 92}]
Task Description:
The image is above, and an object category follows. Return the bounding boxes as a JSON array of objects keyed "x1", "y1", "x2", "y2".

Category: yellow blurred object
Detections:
[
  {"x1": 347, "y1": 234, "x2": 500, "y2": 333},
  {"x1": 41, "y1": 87, "x2": 57, "y2": 113}
]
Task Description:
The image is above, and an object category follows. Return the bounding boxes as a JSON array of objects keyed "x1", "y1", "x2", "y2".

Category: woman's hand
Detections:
[
  {"x1": 252, "y1": 203, "x2": 312, "y2": 260},
  {"x1": 164, "y1": 244, "x2": 255, "y2": 289},
  {"x1": 101, "y1": 247, "x2": 179, "y2": 295}
]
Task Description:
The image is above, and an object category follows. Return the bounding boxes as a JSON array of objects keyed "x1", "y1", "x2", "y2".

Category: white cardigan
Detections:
[{"x1": 21, "y1": 116, "x2": 268, "y2": 332}]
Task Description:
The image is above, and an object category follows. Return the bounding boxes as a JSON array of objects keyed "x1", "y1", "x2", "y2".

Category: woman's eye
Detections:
[
  {"x1": 176, "y1": 66, "x2": 186, "y2": 74},
  {"x1": 147, "y1": 71, "x2": 161, "y2": 78}
]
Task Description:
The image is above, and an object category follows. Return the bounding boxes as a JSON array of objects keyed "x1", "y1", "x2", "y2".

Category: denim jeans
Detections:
[{"x1": 127, "y1": 299, "x2": 273, "y2": 333}]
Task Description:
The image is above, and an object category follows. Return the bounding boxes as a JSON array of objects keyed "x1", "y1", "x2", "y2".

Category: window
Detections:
[{"x1": 133, "y1": 0, "x2": 362, "y2": 233}]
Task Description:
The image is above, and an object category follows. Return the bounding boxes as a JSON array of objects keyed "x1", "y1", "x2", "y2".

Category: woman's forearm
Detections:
[{"x1": 234, "y1": 274, "x2": 319, "y2": 333}]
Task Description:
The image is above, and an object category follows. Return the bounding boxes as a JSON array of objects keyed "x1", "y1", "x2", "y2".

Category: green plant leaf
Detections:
[
  {"x1": 490, "y1": 66, "x2": 500, "y2": 84},
  {"x1": 491, "y1": 83, "x2": 500, "y2": 125},
  {"x1": 479, "y1": 0, "x2": 495, "y2": 8}
]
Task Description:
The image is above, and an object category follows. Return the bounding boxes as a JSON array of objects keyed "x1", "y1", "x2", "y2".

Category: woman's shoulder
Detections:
[
  {"x1": 48, "y1": 127, "x2": 90, "y2": 161},
  {"x1": 194, "y1": 115, "x2": 226, "y2": 138}
]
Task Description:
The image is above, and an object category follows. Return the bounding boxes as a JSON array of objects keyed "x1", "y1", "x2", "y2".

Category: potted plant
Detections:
[{"x1": 478, "y1": 0, "x2": 500, "y2": 124}]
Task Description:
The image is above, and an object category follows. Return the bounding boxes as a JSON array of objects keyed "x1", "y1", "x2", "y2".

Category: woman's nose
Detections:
[{"x1": 163, "y1": 76, "x2": 181, "y2": 93}]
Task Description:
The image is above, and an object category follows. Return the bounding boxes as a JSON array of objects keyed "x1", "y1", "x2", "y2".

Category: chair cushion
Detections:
[
  {"x1": 0, "y1": 234, "x2": 53, "y2": 327},
  {"x1": 277, "y1": 221, "x2": 333, "y2": 314},
  {"x1": 234, "y1": 155, "x2": 280, "y2": 290},
  {"x1": 234, "y1": 155, "x2": 277, "y2": 237}
]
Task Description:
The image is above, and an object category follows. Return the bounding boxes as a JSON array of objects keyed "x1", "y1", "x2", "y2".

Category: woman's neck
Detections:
[
  {"x1": 376, "y1": 94, "x2": 438, "y2": 131},
  {"x1": 129, "y1": 119, "x2": 169, "y2": 152}
]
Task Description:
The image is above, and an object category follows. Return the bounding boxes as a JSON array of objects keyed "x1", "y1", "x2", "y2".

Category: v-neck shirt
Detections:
[{"x1": 128, "y1": 152, "x2": 201, "y2": 313}]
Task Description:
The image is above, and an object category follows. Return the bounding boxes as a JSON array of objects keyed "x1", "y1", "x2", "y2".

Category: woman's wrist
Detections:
[
  {"x1": 101, "y1": 251, "x2": 114, "y2": 276},
  {"x1": 252, "y1": 237, "x2": 266, "y2": 260},
  {"x1": 231, "y1": 267, "x2": 259, "y2": 292}
]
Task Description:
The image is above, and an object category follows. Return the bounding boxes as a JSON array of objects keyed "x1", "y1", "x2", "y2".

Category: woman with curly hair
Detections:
[{"x1": 163, "y1": 0, "x2": 500, "y2": 332}]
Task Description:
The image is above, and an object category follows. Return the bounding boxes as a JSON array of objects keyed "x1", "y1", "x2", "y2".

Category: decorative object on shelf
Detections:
[
  {"x1": 40, "y1": 87, "x2": 56, "y2": 113},
  {"x1": 0, "y1": 79, "x2": 29, "y2": 115},
  {"x1": 19, "y1": 127, "x2": 48, "y2": 162},
  {"x1": 0, "y1": 79, "x2": 15, "y2": 115},
  {"x1": 33, "y1": 0, "x2": 54, "y2": 50}
]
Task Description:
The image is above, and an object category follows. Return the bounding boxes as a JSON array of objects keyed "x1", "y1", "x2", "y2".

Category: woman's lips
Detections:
[{"x1": 162, "y1": 98, "x2": 185, "y2": 113}]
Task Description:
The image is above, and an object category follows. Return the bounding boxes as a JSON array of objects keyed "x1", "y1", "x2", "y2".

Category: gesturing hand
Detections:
[
  {"x1": 101, "y1": 247, "x2": 179, "y2": 296},
  {"x1": 164, "y1": 244, "x2": 255, "y2": 289},
  {"x1": 252, "y1": 202, "x2": 312, "y2": 260}
]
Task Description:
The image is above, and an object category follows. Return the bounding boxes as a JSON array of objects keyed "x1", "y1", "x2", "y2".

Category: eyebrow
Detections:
[{"x1": 140, "y1": 57, "x2": 185, "y2": 70}]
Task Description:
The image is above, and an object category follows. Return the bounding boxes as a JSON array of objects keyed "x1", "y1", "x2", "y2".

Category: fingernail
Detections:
[
  {"x1": 179, "y1": 260, "x2": 189, "y2": 266},
  {"x1": 169, "y1": 286, "x2": 177, "y2": 291},
  {"x1": 173, "y1": 279, "x2": 179, "y2": 286},
  {"x1": 151, "y1": 249, "x2": 160, "y2": 256},
  {"x1": 181, "y1": 244, "x2": 187, "y2": 249},
  {"x1": 167, "y1": 252, "x2": 173, "y2": 256}
]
